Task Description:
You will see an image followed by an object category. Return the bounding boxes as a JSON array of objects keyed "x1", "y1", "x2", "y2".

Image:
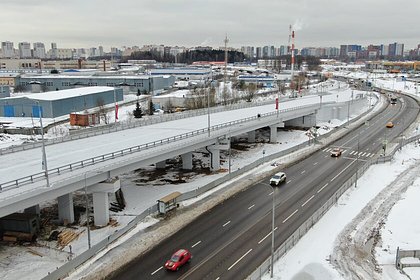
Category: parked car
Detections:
[
  {"x1": 386, "y1": 121, "x2": 394, "y2": 128},
  {"x1": 164, "y1": 249, "x2": 192, "y2": 271},
  {"x1": 270, "y1": 172, "x2": 287, "y2": 186},
  {"x1": 330, "y1": 147, "x2": 342, "y2": 157}
]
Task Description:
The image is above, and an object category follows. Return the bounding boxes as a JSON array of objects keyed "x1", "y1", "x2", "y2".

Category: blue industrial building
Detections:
[
  {"x1": 0, "y1": 86, "x2": 123, "y2": 118},
  {"x1": 237, "y1": 75, "x2": 275, "y2": 88}
]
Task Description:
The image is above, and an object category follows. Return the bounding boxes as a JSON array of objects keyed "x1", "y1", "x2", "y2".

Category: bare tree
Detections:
[{"x1": 244, "y1": 83, "x2": 257, "y2": 102}]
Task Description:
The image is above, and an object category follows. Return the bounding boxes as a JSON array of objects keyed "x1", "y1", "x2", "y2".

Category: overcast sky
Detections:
[{"x1": 1, "y1": 0, "x2": 419, "y2": 51}]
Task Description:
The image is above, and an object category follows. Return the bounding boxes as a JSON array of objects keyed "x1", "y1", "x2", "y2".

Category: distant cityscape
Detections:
[{"x1": 1, "y1": 40, "x2": 420, "y2": 62}]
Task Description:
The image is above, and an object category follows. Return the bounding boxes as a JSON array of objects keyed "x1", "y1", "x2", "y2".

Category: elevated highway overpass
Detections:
[{"x1": 0, "y1": 93, "x2": 366, "y2": 226}]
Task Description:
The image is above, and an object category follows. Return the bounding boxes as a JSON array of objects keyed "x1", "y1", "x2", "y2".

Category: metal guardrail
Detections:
[{"x1": 0, "y1": 104, "x2": 317, "y2": 192}]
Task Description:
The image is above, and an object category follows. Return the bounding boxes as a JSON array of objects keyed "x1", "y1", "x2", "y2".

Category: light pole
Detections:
[
  {"x1": 270, "y1": 186, "x2": 275, "y2": 278},
  {"x1": 37, "y1": 101, "x2": 50, "y2": 188},
  {"x1": 84, "y1": 172, "x2": 91, "y2": 249},
  {"x1": 207, "y1": 87, "x2": 210, "y2": 137}
]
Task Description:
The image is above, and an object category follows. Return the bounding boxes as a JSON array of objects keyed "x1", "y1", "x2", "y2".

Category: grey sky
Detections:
[{"x1": 1, "y1": 0, "x2": 419, "y2": 50}]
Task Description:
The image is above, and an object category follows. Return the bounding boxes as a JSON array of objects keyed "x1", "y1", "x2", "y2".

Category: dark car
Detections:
[{"x1": 164, "y1": 249, "x2": 192, "y2": 271}]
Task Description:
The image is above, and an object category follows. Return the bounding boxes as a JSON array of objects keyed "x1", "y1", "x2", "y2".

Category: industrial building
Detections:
[
  {"x1": 149, "y1": 68, "x2": 211, "y2": 80},
  {"x1": 0, "y1": 86, "x2": 123, "y2": 118},
  {"x1": 237, "y1": 75, "x2": 275, "y2": 88},
  {"x1": 15, "y1": 74, "x2": 175, "y2": 94}
]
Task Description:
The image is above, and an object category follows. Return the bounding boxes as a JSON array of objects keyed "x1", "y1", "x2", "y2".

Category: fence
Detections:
[{"x1": 395, "y1": 247, "x2": 420, "y2": 269}]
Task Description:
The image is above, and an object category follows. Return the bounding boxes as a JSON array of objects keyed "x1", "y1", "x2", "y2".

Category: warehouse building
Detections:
[
  {"x1": 0, "y1": 86, "x2": 123, "y2": 118},
  {"x1": 149, "y1": 68, "x2": 211, "y2": 80},
  {"x1": 15, "y1": 74, "x2": 175, "y2": 94}
]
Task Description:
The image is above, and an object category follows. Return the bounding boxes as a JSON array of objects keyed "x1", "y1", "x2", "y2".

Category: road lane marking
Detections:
[
  {"x1": 215, "y1": 278, "x2": 220, "y2": 280},
  {"x1": 269, "y1": 191, "x2": 274, "y2": 196},
  {"x1": 192, "y1": 241, "x2": 201, "y2": 248},
  {"x1": 323, "y1": 148, "x2": 328, "y2": 152},
  {"x1": 283, "y1": 209, "x2": 298, "y2": 223},
  {"x1": 331, "y1": 160, "x2": 356, "y2": 182},
  {"x1": 317, "y1": 183, "x2": 328, "y2": 193},
  {"x1": 301, "y1": 195, "x2": 315, "y2": 207},
  {"x1": 313, "y1": 162, "x2": 318, "y2": 165},
  {"x1": 248, "y1": 204, "x2": 255, "y2": 210},
  {"x1": 151, "y1": 266, "x2": 163, "y2": 275},
  {"x1": 287, "y1": 180, "x2": 291, "y2": 184},
  {"x1": 228, "y1": 249, "x2": 253, "y2": 271},
  {"x1": 223, "y1": 221, "x2": 231, "y2": 227},
  {"x1": 301, "y1": 170, "x2": 306, "y2": 174},
  {"x1": 258, "y1": 227, "x2": 278, "y2": 244}
]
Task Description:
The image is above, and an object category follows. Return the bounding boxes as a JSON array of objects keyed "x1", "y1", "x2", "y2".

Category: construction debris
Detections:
[{"x1": 57, "y1": 229, "x2": 82, "y2": 249}]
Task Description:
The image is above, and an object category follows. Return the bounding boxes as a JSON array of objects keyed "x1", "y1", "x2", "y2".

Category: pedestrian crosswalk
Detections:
[{"x1": 322, "y1": 147, "x2": 375, "y2": 158}]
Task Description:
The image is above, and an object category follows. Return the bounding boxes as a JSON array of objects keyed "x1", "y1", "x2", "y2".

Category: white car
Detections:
[{"x1": 270, "y1": 172, "x2": 287, "y2": 186}]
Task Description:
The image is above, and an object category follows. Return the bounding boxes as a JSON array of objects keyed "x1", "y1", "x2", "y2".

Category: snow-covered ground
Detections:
[{"x1": 0, "y1": 74, "x2": 419, "y2": 280}]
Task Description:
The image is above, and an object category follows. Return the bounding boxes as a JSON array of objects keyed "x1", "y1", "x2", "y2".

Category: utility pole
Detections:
[
  {"x1": 37, "y1": 102, "x2": 50, "y2": 188},
  {"x1": 224, "y1": 34, "x2": 229, "y2": 101}
]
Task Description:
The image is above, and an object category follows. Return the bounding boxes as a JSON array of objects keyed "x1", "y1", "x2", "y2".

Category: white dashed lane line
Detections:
[
  {"x1": 301, "y1": 195, "x2": 315, "y2": 207},
  {"x1": 248, "y1": 204, "x2": 255, "y2": 210},
  {"x1": 222, "y1": 221, "x2": 231, "y2": 227},
  {"x1": 228, "y1": 249, "x2": 253, "y2": 271},
  {"x1": 301, "y1": 170, "x2": 306, "y2": 174},
  {"x1": 151, "y1": 266, "x2": 163, "y2": 275},
  {"x1": 317, "y1": 183, "x2": 328, "y2": 193},
  {"x1": 283, "y1": 209, "x2": 298, "y2": 223},
  {"x1": 258, "y1": 227, "x2": 278, "y2": 244},
  {"x1": 313, "y1": 162, "x2": 318, "y2": 165},
  {"x1": 191, "y1": 241, "x2": 201, "y2": 248}
]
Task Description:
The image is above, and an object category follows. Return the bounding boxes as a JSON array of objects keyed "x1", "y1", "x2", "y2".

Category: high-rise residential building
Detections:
[
  {"x1": 18, "y1": 42, "x2": 32, "y2": 58},
  {"x1": 255, "y1": 47, "x2": 261, "y2": 59},
  {"x1": 1, "y1": 41, "x2": 15, "y2": 58},
  {"x1": 33, "y1": 42, "x2": 46, "y2": 59},
  {"x1": 98, "y1": 46, "x2": 104, "y2": 57},
  {"x1": 380, "y1": 44, "x2": 389, "y2": 56},
  {"x1": 240, "y1": 46, "x2": 254, "y2": 59},
  {"x1": 50, "y1": 42, "x2": 58, "y2": 59}
]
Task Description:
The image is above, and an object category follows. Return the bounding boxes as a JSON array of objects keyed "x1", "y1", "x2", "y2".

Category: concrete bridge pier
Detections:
[
  {"x1": 156, "y1": 160, "x2": 166, "y2": 169},
  {"x1": 181, "y1": 152, "x2": 193, "y2": 170},
  {"x1": 24, "y1": 205, "x2": 40, "y2": 215},
  {"x1": 58, "y1": 193, "x2": 75, "y2": 224},
  {"x1": 89, "y1": 178, "x2": 121, "y2": 226},
  {"x1": 269, "y1": 122, "x2": 284, "y2": 143},
  {"x1": 207, "y1": 145, "x2": 221, "y2": 171},
  {"x1": 248, "y1": 131, "x2": 256, "y2": 143}
]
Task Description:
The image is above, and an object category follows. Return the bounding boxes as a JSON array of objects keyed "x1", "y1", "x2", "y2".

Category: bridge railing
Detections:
[{"x1": 0, "y1": 104, "x2": 317, "y2": 192}]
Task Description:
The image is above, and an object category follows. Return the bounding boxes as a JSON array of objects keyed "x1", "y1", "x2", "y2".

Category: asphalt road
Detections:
[{"x1": 109, "y1": 94, "x2": 419, "y2": 280}]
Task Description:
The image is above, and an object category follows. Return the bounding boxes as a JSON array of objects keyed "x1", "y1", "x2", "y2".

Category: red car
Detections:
[{"x1": 164, "y1": 249, "x2": 192, "y2": 271}]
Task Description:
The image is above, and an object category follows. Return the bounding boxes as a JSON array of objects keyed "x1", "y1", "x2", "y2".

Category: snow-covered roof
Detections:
[{"x1": 10, "y1": 86, "x2": 116, "y2": 101}]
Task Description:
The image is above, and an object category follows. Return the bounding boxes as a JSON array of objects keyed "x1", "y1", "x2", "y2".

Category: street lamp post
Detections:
[
  {"x1": 37, "y1": 101, "x2": 50, "y2": 188},
  {"x1": 270, "y1": 186, "x2": 275, "y2": 278},
  {"x1": 84, "y1": 173, "x2": 91, "y2": 249},
  {"x1": 207, "y1": 87, "x2": 210, "y2": 137}
]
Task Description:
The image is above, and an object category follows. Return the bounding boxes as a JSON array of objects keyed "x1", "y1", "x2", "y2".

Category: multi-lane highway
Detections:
[{"x1": 109, "y1": 94, "x2": 418, "y2": 280}]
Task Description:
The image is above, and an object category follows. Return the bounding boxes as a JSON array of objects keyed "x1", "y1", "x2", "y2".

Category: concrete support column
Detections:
[
  {"x1": 89, "y1": 178, "x2": 121, "y2": 227},
  {"x1": 270, "y1": 125, "x2": 278, "y2": 143},
  {"x1": 92, "y1": 192, "x2": 109, "y2": 226},
  {"x1": 248, "y1": 131, "x2": 256, "y2": 143},
  {"x1": 207, "y1": 145, "x2": 221, "y2": 171},
  {"x1": 156, "y1": 160, "x2": 166, "y2": 169},
  {"x1": 181, "y1": 152, "x2": 193, "y2": 170},
  {"x1": 24, "y1": 205, "x2": 40, "y2": 215},
  {"x1": 211, "y1": 148, "x2": 220, "y2": 170},
  {"x1": 58, "y1": 193, "x2": 75, "y2": 224}
]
